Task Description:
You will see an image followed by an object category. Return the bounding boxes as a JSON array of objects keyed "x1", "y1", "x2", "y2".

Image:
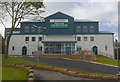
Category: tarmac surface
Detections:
[
  {"x1": 19, "y1": 57, "x2": 118, "y2": 75},
  {"x1": 34, "y1": 69, "x2": 90, "y2": 80}
]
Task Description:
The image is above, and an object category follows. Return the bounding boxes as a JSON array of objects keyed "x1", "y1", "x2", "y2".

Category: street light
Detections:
[
  {"x1": 32, "y1": 25, "x2": 46, "y2": 63},
  {"x1": 26, "y1": 42, "x2": 29, "y2": 55},
  {"x1": 116, "y1": 39, "x2": 120, "y2": 76}
]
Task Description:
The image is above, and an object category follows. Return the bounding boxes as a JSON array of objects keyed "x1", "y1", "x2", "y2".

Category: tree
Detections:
[{"x1": 0, "y1": 1, "x2": 45, "y2": 59}]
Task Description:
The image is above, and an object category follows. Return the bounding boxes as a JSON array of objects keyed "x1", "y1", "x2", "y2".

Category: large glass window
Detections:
[
  {"x1": 25, "y1": 26, "x2": 29, "y2": 33},
  {"x1": 83, "y1": 26, "x2": 88, "y2": 33},
  {"x1": 44, "y1": 43, "x2": 75, "y2": 54},
  {"x1": 89, "y1": 26, "x2": 95, "y2": 33}
]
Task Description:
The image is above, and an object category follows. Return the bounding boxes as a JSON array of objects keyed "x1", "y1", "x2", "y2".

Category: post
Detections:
[{"x1": 116, "y1": 39, "x2": 120, "y2": 75}]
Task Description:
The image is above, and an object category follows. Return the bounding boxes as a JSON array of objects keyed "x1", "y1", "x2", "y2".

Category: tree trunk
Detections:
[{"x1": 4, "y1": 29, "x2": 13, "y2": 59}]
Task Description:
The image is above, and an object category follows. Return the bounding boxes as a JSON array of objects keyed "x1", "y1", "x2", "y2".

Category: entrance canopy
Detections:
[
  {"x1": 42, "y1": 41, "x2": 76, "y2": 54},
  {"x1": 41, "y1": 40, "x2": 77, "y2": 43}
]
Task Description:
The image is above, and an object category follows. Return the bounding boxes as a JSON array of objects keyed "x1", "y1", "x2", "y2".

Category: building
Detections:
[{"x1": 8, "y1": 12, "x2": 114, "y2": 58}]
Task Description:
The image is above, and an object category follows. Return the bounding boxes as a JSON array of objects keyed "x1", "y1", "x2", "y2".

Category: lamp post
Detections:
[
  {"x1": 32, "y1": 25, "x2": 46, "y2": 63},
  {"x1": 116, "y1": 39, "x2": 120, "y2": 76},
  {"x1": 26, "y1": 42, "x2": 29, "y2": 55}
]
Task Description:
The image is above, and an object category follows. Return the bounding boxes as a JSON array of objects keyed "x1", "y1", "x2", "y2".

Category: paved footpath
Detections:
[
  {"x1": 19, "y1": 57, "x2": 118, "y2": 75},
  {"x1": 34, "y1": 69, "x2": 90, "y2": 80}
]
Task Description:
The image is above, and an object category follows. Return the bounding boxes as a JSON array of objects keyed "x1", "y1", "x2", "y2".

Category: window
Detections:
[
  {"x1": 83, "y1": 26, "x2": 88, "y2": 33},
  {"x1": 32, "y1": 37, "x2": 35, "y2": 41},
  {"x1": 77, "y1": 46, "x2": 82, "y2": 50},
  {"x1": 89, "y1": 26, "x2": 95, "y2": 33},
  {"x1": 31, "y1": 27, "x2": 36, "y2": 33},
  {"x1": 76, "y1": 26, "x2": 81, "y2": 33},
  {"x1": 84, "y1": 37, "x2": 87, "y2": 41},
  {"x1": 39, "y1": 37, "x2": 42, "y2": 41},
  {"x1": 90, "y1": 37, "x2": 94, "y2": 41},
  {"x1": 25, "y1": 26, "x2": 29, "y2": 33},
  {"x1": 12, "y1": 46, "x2": 14, "y2": 51},
  {"x1": 25, "y1": 37, "x2": 29, "y2": 41},
  {"x1": 77, "y1": 37, "x2": 81, "y2": 41},
  {"x1": 105, "y1": 45, "x2": 107, "y2": 50}
]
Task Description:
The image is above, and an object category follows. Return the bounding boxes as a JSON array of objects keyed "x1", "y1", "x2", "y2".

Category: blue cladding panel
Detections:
[
  {"x1": 44, "y1": 12, "x2": 74, "y2": 35},
  {"x1": 20, "y1": 12, "x2": 100, "y2": 35},
  {"x1": 20, "y1": 22, "x2": 45, "y2": 34},
  {"x1": 74, "y1": 22, "x2": 99, "y2": 34}
]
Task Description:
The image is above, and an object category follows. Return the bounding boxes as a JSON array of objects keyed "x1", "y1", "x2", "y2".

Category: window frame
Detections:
[
  {"x1": 77, "y1": 37, "x2": 81, "y2": 41},
  {"x1": 32, "y1": 37, "x2": 36, "y2": 41},
  {"x1": 25, "y1": 37, "x2": 29, "y2": 41}
]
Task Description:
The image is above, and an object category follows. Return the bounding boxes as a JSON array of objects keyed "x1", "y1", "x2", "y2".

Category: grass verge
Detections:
[
  {"x1": 2, "y1": 65, "x2": 28, "y2": 80},
  {"x1": 2, "y1": 56, "x2": 117, "y2": 78}
]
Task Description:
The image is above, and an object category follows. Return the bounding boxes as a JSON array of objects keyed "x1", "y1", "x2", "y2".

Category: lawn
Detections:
[
  {"x1": 2, "y1": 56, "x2": 118, "y2": 77},
  {"x1": 94, "y1": 56, "x2": 118, "y2": 66},
  {"x1": 65, "y1": 55, "x2": 119, "y2": 66},
  {"x1": 2, "y1": 65, "x2": 28, "y2": 80},
  {"x1": 2, "y1": 56, "x2": 51, "y2": 66}
]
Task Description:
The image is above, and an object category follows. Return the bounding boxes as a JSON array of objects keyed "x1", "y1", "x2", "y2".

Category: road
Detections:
[
  {"x1": 34, "y1": 69, "x2": 90, "y2": 80},
  {"x1": 20, "y1": 57, "x2": 117, "y2": 75}
]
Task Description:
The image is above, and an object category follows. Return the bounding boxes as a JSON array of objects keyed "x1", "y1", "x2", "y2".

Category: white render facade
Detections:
[
  {"x1": 7, "y1": 12, "x2": 114, "y2": 58},
  {"x1": 8, "y1": 34, "x2": 114, "y2": 58}
]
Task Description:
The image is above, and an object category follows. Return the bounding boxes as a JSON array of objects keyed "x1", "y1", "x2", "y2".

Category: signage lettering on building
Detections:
[{"x1": 50, "y1": 19, "x2": 68, "y2": 28}]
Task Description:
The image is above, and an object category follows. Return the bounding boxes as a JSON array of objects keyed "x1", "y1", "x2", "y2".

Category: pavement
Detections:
[
  {"x1": 34, "y1": 69, "x2": 90, "y2": 80},
  {"x1": 19, "y1": 57, "x2": 118, "y2": 75}
]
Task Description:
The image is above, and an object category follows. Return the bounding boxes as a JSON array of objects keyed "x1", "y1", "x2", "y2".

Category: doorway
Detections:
[
  {"x1": 22, "y1": 46, "x2": 27, "y2": 55},
  {"x1": 92, "y1": 46, "x2": 98, "y2": 55}
]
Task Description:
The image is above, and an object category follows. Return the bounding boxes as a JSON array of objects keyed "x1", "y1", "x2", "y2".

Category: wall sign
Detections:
[{"x1": 50, "y1": 19, "x2": 68, "y2": 28}]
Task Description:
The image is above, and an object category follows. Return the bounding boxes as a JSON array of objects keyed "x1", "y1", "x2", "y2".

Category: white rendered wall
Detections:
[
  {"x1": 8, "y1": 35, "x2": 43, "y2": 55},
  {"x1": 76, "y1": 34, "x2": 114, "y2": 58},
  {"x1": 8, "y1": 34, "x2": 114, "y2": 58}
]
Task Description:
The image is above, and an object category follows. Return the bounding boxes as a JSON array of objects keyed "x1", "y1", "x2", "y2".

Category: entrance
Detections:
[
  {"x1": 22, "y1": 46, "x2": 27, "y2": 55},
  {"x1": 44, "y1": 43, "x2": 75, "y2": 54},
  {"x1": 92, "y1": 46, "x2": 98, "y2": 55},
  {"x1": 66, "y1": 47, "x2": 71, "y2": 54}
]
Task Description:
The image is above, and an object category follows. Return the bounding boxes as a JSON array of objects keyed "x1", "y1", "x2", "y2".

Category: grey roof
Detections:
[
  {"x1": 74, "y1": 19, "x2": 99, "y2": 22},
  {"x1": 21, "y1": 19, "x2": 45, "y2": 23},
  {"x1": 99, "y1": 31, "x2": 114, "y2": 34}
]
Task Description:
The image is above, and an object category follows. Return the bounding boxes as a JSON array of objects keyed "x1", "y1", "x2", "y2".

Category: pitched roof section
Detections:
[
  {"x1": 74, "y1": 19, "x2": 99, "y2": 22},
  {"x1": 45, "y1": 11, "x2": 74, "y2": 18}
]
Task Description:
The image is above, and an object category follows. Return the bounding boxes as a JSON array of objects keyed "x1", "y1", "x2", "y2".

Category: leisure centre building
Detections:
[{"x1": 8, "y1": 12, "x2": 114, "y2": 58}]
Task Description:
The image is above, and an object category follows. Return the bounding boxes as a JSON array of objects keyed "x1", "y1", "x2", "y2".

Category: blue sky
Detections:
[{"x1": 0, "y1": 0, "x2": 119, "y2": 40}]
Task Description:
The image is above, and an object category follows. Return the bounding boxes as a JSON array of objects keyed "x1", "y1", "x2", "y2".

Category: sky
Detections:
[{"x1": 0, "y1": 0, "x2": 119, "y2": 40}]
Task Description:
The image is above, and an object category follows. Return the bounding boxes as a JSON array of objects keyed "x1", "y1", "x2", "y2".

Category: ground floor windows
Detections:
[
  {"x1": 77, "y1": 46, "x2": 82, "y2": 50},
  {"x1": 44, "y1": 43, "x2": 75, "y2": 54},
  {"x1": 12, "y1": 46, "x2": 14, "y2": 51},
  {"x1": 32, "y1": 37, "x2": 35, "y2": 41}
]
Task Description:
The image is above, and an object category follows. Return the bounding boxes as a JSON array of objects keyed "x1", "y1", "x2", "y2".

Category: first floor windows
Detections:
[
  {"x1": 25, "y1": 37, "x2": 29, "y2": 41},
  {"x1": 39, "y1": 37, "x2": 42, "y2": 41},
  {"x1": 77, "y1": 37, "x2": 81, "y2": 41},
  {"x1": 90, "y1": 37, "x2": 94, "y2": 41},
  {"x1": 84, "y1": 37, "x2": 87, "y2": 41},
  {"x1": 32, "y1": 37, "x2": 35, "y2": 41}
]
